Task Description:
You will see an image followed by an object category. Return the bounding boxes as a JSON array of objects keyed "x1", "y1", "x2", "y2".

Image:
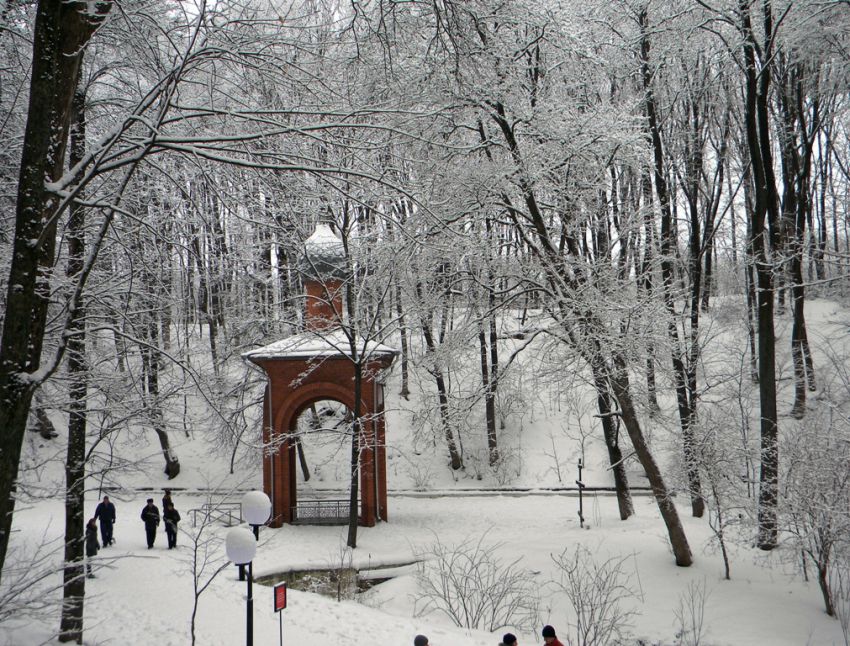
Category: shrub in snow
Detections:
[
  {"x1": 413, "y1": 532, "x2": 539, "y2": 632},
  {"x1": 550, "y1": 544, "x2": 639, "y2": 646},
  {"x1": 673, "y1": 579, "x2": 710, "y2": 646},
  {"x1": 831, "y1": 558, "x2": 850, "y2": 646},
  {"x1": 782, "y1": 407, "x2": 850, "y2": 617}
]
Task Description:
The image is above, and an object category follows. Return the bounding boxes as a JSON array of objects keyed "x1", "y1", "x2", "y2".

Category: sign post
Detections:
[
  {"x1": 274, "y1": 583, "x2": 287, "y2": 646},
  {"x1": 576, "y1": 458, "x2": 585, "y2": 528}
]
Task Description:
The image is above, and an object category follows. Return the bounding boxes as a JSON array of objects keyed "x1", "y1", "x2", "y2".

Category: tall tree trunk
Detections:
[
  {"x1": 346, "y1": 363, "x2": 362, "y2": 548},
  {"x1": 739, "y1": 0, "x2": 780, "y2": 550},
  {"x1": 0, "y1": 0, "x2": 111, "y2": 580},
  {"x1": 742, "y1": 172, "x2": 760, "y2": 383},
  {"x1": 395, "y1": 284, "x2": 410, "y2": 399},
  {"x1": 478, "y1": 319, "x2": 499, "y2": 466},
  {"x1": 58, "y1": 87, "x2": 88, "y2": 645},
  {"x1": 489, "y1": 312, "x2": 500, "y2": 429},
  {"x1": 484, "y1": 216, "x2": 501, "y2": 462},
  {"x1": 639, "y1": 8, "x2": 703, "y2": 517},
  {"x1": 639, "y1": 171, "x2": 661, "y2": 413},
  {"x1": 778, "y1": 63, "x2": 808, "y2": 419},
  {"x1": 160, "y1": 216, "x2": 173, "y2": 350},
  {"x1": 592, "y1": 372, "x2": 633, "y2": 520},
  {"x1": 608, "y1": 353, "x2": 692, "y2": 566},
  {"x1": 140, "y1": 286, "x2": 180, "y2": 479},
  {"x1": 420, "y1": 317, "x2": 463, "y2": 471},
  {"x1": 730, "y1": 172, "x2": 739, "y2": 267}
]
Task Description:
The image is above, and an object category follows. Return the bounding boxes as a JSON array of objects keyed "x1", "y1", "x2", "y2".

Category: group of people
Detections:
[
  {"x1": 413, "y1": 624, "x2": 564, "y2": 646},
  {"x1": 84, "y1": 489, "x2": 183, "y2": 578},
  {"x1": 84, "y1": 495, "x2": 117, "y2": 578},
  {"x1": 141, "y1": 489, "x2": 182, "y2": 550}
]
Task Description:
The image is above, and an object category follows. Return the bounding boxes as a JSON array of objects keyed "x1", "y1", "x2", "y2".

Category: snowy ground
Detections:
[
  {"x1": 3, "y1": 298, "x2": 850, "y2": 645},
  {"x1": 2, "y1": 489, "x2": 846, "y2": 645}
]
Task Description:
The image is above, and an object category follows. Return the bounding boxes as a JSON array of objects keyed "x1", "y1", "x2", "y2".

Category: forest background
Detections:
[{"x1": 1, "y1": 0, "x2": 850, "y2": 643}]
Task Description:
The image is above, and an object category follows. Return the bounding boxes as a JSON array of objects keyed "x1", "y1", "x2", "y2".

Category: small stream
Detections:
[{"x1": 254, "y1": 561, "x2": 418, "y2": 601}]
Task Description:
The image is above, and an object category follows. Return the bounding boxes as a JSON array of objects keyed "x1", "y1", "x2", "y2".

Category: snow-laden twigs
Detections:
[
  {"x1": 413, "y1": 531, "x2": 539, "y2": 632},
  {"x1": 674, "y1": 579, "x2": 710, "y2": 646},
  {"x1": 550, "y1": 544, "x2": 639, "y2": 646}
]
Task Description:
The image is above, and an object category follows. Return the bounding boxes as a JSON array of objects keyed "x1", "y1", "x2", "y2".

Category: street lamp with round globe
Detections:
[
  {"x1": 226, "y1": 526, "x2": 258, "y2": 646},
  {"x1": 225, "y1": 526, "x2": 257, "y2": 565},
  {"x1": 242, "y1": 491, "x2": 271, "y2": 539}
]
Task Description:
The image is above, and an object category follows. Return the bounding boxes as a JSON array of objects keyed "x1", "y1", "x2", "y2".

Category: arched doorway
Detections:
[
  {"x1": 247, "y1": 350, "x2": 395, "y2": 527},
  {"x1": 289, "y1": 398, "x2": 355, "y2": 523}
]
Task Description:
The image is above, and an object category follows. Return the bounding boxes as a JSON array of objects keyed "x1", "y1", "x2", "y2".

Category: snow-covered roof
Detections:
[
  {"x1": 242, "y1": 328, "x2": 399, "y2": 362},
  {"x1": 299, "y1": 223, "x2": 348, "y2": 281}
]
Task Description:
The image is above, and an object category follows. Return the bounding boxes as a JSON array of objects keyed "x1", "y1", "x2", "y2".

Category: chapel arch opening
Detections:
[{"x1": 290, "y1": 398, "x2": 353, "y2": 506}]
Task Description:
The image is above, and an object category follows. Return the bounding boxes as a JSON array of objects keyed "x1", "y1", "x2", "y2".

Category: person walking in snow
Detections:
[
  {"x1": 94, "y1": 495, "x2": 116, "y2": 546},
  {"x1": 163, "y1": 501, "x2": 181, "y2": 549},
  {"x1": 541, "y1": 625, "x2": 563, "y2": 646},
  {"x1": 140, "y1": 498, "x2": 161, "y2": 548},
  {"x1": 85, "y1": 518, "x2": 99, "y2": 578},
  {"x1": 162, "y1": 488, "x2": 173, "y2": 513}
]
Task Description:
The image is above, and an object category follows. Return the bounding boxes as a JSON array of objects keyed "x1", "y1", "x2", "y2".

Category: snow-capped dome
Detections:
[{"x1": 299, "y1": 223, "x2": 348, "y2": 281}]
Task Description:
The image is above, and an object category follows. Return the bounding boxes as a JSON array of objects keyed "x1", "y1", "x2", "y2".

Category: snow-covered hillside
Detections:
[{"x1": 3, "y1": 299, "x2": 850, "y2": 645}]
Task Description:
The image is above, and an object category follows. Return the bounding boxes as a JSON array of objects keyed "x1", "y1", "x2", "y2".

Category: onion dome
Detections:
[{"x1": 299, "y1": 223, "x2": 348, "y2": 282}]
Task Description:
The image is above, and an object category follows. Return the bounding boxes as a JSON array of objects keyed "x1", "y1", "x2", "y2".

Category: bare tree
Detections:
[
  {"x1": 413, "y1": 532, "x2": 540, "y2": 633},
  {"x1": 550, "y1": 544, "x2": 639, "y2": 646},
  {"x1": 783, "y1": 407, "x2": 850, "y2": 617},
  {"x1": 183, "y1": 505, "x2": 230, "y2": 646}
]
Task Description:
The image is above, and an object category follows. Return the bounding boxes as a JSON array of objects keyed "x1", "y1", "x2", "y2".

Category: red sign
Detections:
[{"x1": 274, "y1": 583, "x2": 287, "y2": 612}]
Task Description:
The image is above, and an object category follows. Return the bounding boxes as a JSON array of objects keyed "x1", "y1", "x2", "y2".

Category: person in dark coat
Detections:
[
  {"x1": 140, "y1": 498, "x2": 160, "y2": 548},
  {"x1": 85, "y1": 518, "x2": 99, "y2": 578},
  {"x1": 163, "y1": 501, "x2": 181, "y2": 549},
  {"x1": 94, "y1": 495, "x2": 116, "y2": 546},
  {"x1": 162, "y1": 489, "x2": 173, "y2": 514}
]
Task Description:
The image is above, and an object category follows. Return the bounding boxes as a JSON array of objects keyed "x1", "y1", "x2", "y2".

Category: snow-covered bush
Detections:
[
  {"x1": 673, "y1": 579, "x2": 710, "y2": 646},
  {"x1": 550, "y1": 544, "x2": 639, "y2": 646},
  {"x1": 413, "y1": 532, "x2": 539, "y2": 632},
  {"x1": 830, "y1": 557, "x2": 850, "y2": 646},
  {"x1": 782, "y1": 407, "x2": 850, "y2": 617}
]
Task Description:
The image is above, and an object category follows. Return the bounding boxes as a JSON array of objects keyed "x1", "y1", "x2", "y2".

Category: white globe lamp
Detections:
[
  {"x1": 242, "y1": 490, "x2": 272, "y2": 532},
  {"x1": 225, "y1": 526, "x2": 257, "y2": 565}
]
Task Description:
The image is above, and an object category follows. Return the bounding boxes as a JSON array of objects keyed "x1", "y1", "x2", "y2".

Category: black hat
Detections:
[
  {"x1": 413, "y1": 635, "x2": 429, "y2": 646},
  {"x1": 502, "y1": 633, "x2": 517, "y2": 645},
  {"x1": 542, "y1": 625, "x2": 556, "y2": 638},
  {"x1": 146, "y1": 498, "x2": 154, "y2": 503}
]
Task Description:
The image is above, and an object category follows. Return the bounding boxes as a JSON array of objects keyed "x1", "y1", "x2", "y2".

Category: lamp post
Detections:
[
  {"x1": 242, "y1": 490, "x2": 272, "y2": 539},
  {"x1": 236, "y1": 491, "x2": 272, "y2": 581},
  {"x1": 226, "y1": 526, "x2": 257, "y2": 646}
]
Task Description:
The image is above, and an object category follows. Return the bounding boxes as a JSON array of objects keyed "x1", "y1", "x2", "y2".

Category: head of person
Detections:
[
  {"x1": 502, "y1": 633, "x2": 517, "y2": 646},
  {"x1": 167, "y1": 502, "x2": 174, "y2": 509},
  {"x1": 413, "y1": 635, "x2": 429, "y2": 646},
  {"x1": 88, "y1": 518, "x2": 96, "y2": 528},
  {"x1": 164, "y1": 488, "x2": 171, "y2": 495},
  {"x1": 146, "y1": 498, "x2": 154, "y2": 505},
  {"x1": 103, "y1": 495, "x2": 109, "y2": 503},
  {"x1": 542, "y1": 626, "x2": 557, "y2": 644}
]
